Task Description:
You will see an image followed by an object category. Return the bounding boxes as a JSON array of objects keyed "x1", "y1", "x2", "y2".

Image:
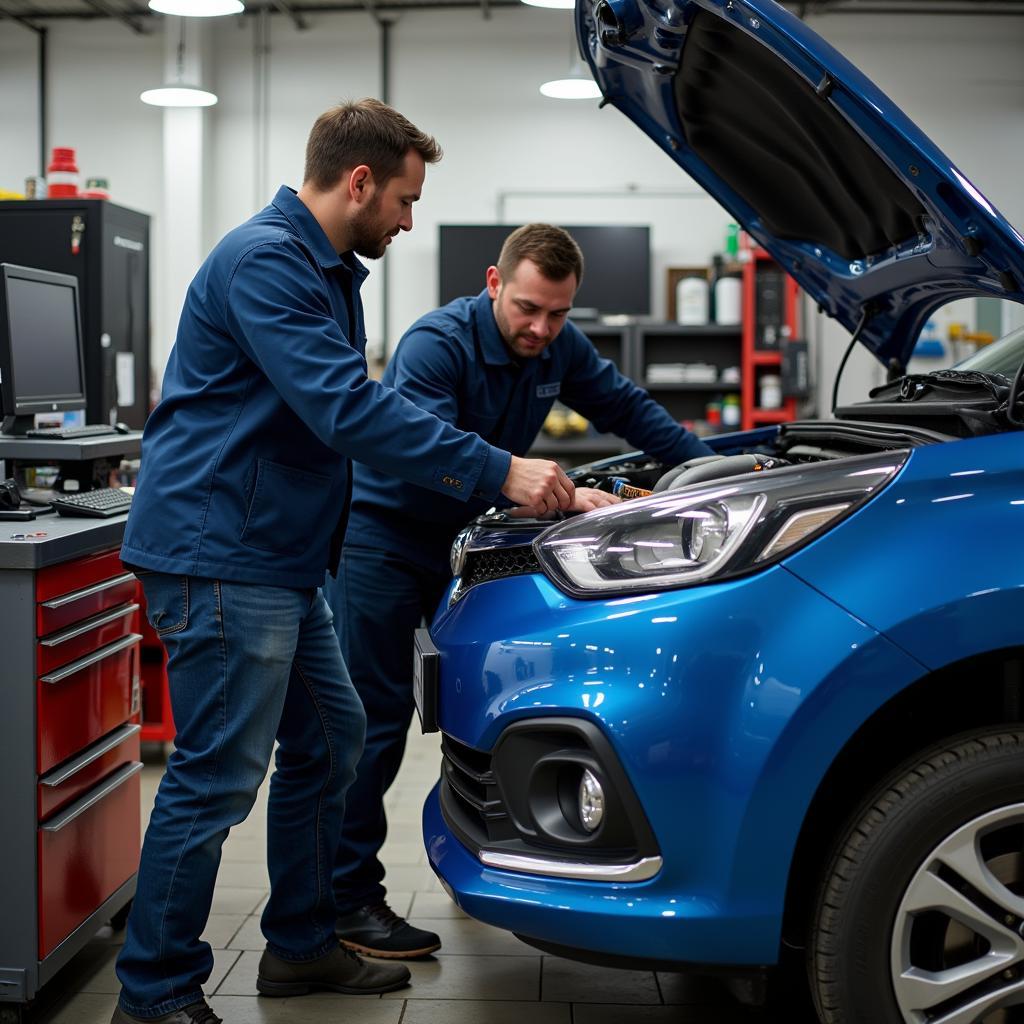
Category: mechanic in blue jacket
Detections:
[
  {"x1": 326, "y1": 223, "x2": 714, "y2": 959},
  {"x1": 113, "y1": 104, "x2": 574, "y2": 1024}
]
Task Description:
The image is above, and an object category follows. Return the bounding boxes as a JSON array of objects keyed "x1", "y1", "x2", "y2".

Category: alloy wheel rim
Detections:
[{"x1": 891, "y1": 802, "x2": 1024, "y2": 1024}]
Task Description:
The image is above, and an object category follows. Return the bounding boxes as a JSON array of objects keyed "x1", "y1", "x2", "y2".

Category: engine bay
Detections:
[{"x1": 569, "y1": 418, "x2": 953, "y2": 502}]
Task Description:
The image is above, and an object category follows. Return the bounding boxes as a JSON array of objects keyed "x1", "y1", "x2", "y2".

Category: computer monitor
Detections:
[
  {"x1": 438, "y1": 224, "x2": 652, "y2": 317},
  {"x1": 0, "y1": 263, "x2": 88, "y2": 435}
]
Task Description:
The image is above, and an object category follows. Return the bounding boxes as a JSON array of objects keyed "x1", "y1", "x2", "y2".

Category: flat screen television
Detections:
[
  {"x1": 438, "y1": 224, "x2": 651, "y2": 317},
  {"x1": 0, "y1": 263, "x2": 87, "y2": 435}
]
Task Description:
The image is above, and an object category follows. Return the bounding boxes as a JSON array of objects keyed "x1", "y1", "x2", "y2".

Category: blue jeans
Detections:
[
  {"x1": 116, "y1": 574, "x2": 366, "y2": 1017},
  {"x1": 323, "y1": 544, "x2": 448, "y2": 913}
]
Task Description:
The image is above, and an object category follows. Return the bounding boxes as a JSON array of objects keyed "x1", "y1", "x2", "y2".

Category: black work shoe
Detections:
[
  {"x1": 111, "y1": 999, "x2": 222, "y2": 1024},
  {"x1": 256, "y1": 941, "x2": 410, "y2": 997},
  {"x1": 336, "y1": 901, "x2": 442, "y2": 959}
]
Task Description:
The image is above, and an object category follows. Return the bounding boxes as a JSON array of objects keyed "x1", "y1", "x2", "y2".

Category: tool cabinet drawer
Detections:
[
  {"x1": 37, "y1": 761, "x2": 142, "y2": 958},
  {"x1": 38, "y1": 723, "x2": 141, "y2": 821},
  {"x1": 37, "y1": 635, "x2": 141, "y2": 774},
  {"x1": 37, "y1": 549, "x2": 137, "y2": 637},
  {"x1": 37, "y1": 602, "x2": 140, "y2": 675}
]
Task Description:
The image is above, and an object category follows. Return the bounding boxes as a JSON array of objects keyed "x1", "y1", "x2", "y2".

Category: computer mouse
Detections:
[
  {"x1": 0, "y1": 478, "x2": 22, "y2": 509},
  {"x1": 114, "y1": 422, "x2": 132, "y2": 434}
]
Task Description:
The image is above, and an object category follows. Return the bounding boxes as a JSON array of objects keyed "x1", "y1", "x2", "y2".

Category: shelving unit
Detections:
[
  {"x1": 741, "y1": 241, "x2": 800, "y2": 430},
  {"x1": 634, "y1": 323, "x2": 742, "y2": 430},
  {"x1": 526, "y1": 254, "x2": 803, "y2": 465}
]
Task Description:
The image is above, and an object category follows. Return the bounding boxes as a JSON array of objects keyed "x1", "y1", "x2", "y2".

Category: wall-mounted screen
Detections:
[{"x1": 438, "y1": 224, "x2": 651, "y2": 317}]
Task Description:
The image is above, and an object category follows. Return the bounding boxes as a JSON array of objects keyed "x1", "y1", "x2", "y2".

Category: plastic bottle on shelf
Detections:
[
  {"x1": 760, "y1": 374, "x2": 783, "y2": 410},
  {"x1": 714, "y1": 275, "x2": 742, "y2": 326},
  {"x1": 725, "y1": 223, "x2": 740, "y2": 262},
  {"x1": 675, "y1": 275, "x2": 709, "y2": 325},
  {"x1": 705, "y1": 399, "x2": 722, "y2": 429},
  {"x1": 46, "y1": 147, "x2": 80, "y2": 198},
  {"x1": 721, "y1": 393, "x2": 741, "y2": 428}
]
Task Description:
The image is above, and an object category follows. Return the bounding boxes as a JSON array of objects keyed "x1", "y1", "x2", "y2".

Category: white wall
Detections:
[{"x1": 1, "y1": 8, "x2": 1023, "y2": 412}]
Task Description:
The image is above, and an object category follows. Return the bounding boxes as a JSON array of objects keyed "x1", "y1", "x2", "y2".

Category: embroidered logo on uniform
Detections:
[{"x1": 536, "y1": 382, "x2": 561, "y2": 399}]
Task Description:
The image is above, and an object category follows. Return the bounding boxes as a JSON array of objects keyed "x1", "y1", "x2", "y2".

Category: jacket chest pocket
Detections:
[{"x1": 241, "y1": 458, "x2": 334, "y2": 556}]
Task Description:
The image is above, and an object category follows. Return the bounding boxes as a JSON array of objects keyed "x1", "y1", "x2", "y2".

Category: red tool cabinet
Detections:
[{"x1": 0, "y1": 518, "x2": 141, "y2": 1020}]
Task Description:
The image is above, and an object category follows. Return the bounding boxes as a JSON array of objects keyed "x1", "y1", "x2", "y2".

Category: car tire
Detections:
[{"x1": 808, "y1": 730, "x2": 1024, "y2": 1024}]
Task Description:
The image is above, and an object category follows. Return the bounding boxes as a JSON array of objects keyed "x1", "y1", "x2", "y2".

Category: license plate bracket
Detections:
[{"x1": 413, "y1": 627, "x2": 439, "y2": 734}]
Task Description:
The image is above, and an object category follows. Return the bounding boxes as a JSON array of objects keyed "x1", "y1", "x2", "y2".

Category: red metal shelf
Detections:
[{"x1": 740, "y1": 233, "x2": 800, "y2": 431}]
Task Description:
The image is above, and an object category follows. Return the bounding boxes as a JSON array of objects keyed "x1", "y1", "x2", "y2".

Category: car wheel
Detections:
[{"x1": 809, "y1": 731, "x2": 1024, "y2": 1024}]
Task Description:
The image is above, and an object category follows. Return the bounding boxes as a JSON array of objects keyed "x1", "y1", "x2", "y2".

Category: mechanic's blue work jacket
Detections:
[
  {"x1": 346, "y1": 290, "x2": 713, "y2": 572},
  {"x1": 121, "y1": 188, "x2": 510, "y2": 589}
]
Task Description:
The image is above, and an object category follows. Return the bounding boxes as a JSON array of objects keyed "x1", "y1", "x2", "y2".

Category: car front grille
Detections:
[
  {"x1": 440, "y1": 734, "x2": 516, "y2": 846},
  {"x1": 461, "y1": 545, "x2": 541, "y2": 592}
]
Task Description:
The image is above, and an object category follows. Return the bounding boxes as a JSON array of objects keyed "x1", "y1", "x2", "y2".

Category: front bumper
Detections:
[
  {"x1": 423, "y1": 564, "x2": 927, "y2": 966},
  {"x1": 424, "y1": 782, "x2": 778, "y2": 966}
]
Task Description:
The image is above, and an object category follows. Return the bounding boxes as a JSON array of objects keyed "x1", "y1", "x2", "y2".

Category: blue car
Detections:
[{"x1": 418, "y1": 2, "x2": 1024, "y2": 1021}]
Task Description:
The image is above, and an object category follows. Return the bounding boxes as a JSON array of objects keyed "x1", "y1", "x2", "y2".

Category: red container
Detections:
[{"x1": 46, "y1": 146, "x2": 80, "y2": 198}]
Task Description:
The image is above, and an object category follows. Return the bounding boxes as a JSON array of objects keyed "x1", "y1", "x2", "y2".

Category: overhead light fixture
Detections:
[
  {"x1": 140, "y1": 18, "x2": 219, "y2": 107},
  {"x1": 540, "y1": 76, "x2": 601, "y2": 99},
  {"x1": 141, "y1": 86, "x2": 218, "y2": 107},
  {"x1": 522, "y1": 0, "x2": 575, "y2": 8},
  {"x1": 149, "y1": 0, "x2": 244, "y2": 15},
  {"x1": 541, "y1": 30, "x2": 601, "y2": 100}
]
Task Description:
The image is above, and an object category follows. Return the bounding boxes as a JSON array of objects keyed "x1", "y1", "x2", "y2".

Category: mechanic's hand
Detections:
[
  {"x1": 501, "y1": 456, "x2": 575, "y2": 516},
  {"x1": 570, "y1": 487, "x2": 621, "y2": 512}
]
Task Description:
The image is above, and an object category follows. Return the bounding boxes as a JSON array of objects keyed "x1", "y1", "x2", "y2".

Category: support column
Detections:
[{"x1": 154, "y1": 16, "x2": 212, "y2": 383}]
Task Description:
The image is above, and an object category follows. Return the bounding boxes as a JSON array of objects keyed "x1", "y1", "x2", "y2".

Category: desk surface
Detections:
[
  {"x1": 0, "y1": 513, "x2": 127, "y2": 570},
  {"x1": 0, "y1": 432, "x2": 143, "y2": 461}
]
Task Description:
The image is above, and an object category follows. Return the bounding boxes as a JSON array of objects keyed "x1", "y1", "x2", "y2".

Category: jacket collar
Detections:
[
  {"x1": 472, "y1": 289, "x2": 553, "y2": 366},
  {"x1": 271, "y1": 186, "x2": 369, "y2": 283}
]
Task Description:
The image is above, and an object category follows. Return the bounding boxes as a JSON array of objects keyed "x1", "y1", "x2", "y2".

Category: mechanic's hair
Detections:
[
  {"x1": 303, "y1": 98, "x2": 442, "y2": 192},
  {"x1": 497, "y1": 224, "x2": 584, "y2": 286}
]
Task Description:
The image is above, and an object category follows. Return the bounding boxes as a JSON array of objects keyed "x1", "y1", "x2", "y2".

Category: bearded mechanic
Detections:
[{"x1": 113, "y1": 104, "x2": 575, "y2": 1024}]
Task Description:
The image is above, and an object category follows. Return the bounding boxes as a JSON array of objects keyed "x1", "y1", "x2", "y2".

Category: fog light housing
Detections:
[{"x1": 579, "y1": 770, "x2": 605, "y2": 832}]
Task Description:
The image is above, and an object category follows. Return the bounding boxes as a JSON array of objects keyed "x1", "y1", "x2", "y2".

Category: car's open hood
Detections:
[{"x1": 577, "y1": 0, "x2": 1024, "y2": 369}]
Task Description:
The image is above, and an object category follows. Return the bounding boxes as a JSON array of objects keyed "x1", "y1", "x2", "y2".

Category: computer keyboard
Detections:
[
  {"x1": 25, "y1": 424, "x2": 118, "y2": 440},
  {"x1": 51, "y1": 488, "x2": 133, "y2": 518}
]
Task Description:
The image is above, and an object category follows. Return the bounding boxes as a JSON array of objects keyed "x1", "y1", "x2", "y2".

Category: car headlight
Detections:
[{"x1": 534, "y1": 450, "x2": 907, "y2": 597}]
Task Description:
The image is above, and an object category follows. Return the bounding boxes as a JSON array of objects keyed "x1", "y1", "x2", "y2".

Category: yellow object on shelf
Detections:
[
  {"x1": 542, "y1": 406, "x2": 589, "y2": 439},
  {"x1": 0, "y1": 190, "x2": 26, "y2": 200},
  {"x1": 948, "y1": 322, "x2": 995, "y2": 347}
]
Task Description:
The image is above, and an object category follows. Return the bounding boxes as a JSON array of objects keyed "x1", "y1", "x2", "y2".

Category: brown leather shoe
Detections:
[{"x1": 256, "y1": 941, "x2": 410, "y2": 997}]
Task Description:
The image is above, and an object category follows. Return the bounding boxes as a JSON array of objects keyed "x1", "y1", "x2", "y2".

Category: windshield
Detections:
[{"x1": 955, "y1": 324, "x2": 1024, "y2": 377}]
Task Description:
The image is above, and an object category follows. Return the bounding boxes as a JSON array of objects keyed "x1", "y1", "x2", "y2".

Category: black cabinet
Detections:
[{"x1": 0, "y1": 200, "x2": 150, "y2": 429}]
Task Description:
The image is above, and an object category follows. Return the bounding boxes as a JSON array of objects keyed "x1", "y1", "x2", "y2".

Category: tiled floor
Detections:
[{"x1": 26, "y1": 728, "x2": 817, "y2": 1023}]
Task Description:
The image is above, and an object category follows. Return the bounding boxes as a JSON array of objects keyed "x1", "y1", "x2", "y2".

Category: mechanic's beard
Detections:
[{"x1": 349, "y1": 198, "x2": 389, "y2": 260}]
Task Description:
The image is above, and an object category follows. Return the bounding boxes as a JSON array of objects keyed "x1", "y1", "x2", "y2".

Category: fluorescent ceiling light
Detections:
[
  {"x1": 522, "y1": 0, "x2": 575, "y2": 8},
  {"x1": 140, "y1": 86, "x2": 218, "y2": 107},
  {"x1": 540, "y1": 77, "x2": 601, "y2": 99},
  {"x1": 149, "y1": 0, "x2": 244, "y2": 15}
]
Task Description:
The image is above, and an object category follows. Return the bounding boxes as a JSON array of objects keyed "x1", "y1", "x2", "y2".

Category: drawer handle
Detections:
[
  {"x1": 40, "y1": 761, "x2": 143, "y2": 833},
  {"x1": 41, "y1": 603, "x2": 140, "y2": 647},
  {"x1": 42, "y1": 572, "x2": 136, "y2": 610},
  {"x1": 40, "y1": 634, "x2": 141, "y2": 684},
  {"x1": 40, "y1": 723, "x2": 142, "y2": 788}
]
